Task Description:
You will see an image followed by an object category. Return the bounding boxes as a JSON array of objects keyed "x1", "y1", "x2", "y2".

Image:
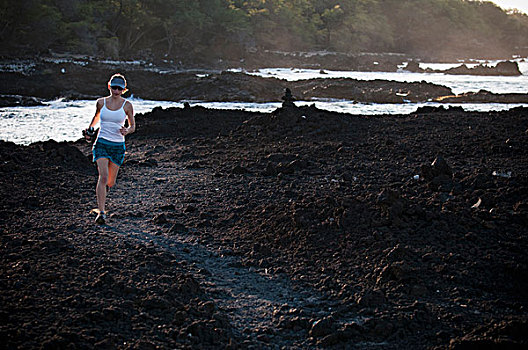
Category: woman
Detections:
[{"x1": 85, "y1": 74, "x2": 135, "y2": 224}]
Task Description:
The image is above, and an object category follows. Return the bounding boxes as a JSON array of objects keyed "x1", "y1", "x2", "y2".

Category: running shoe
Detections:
[{"x1": 95, "y1": 212, "x2": 106, "y2": 225}]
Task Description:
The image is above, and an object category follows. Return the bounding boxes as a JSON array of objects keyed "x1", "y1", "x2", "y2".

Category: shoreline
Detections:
[
  {"x1": 2, "y1": 104, "x2": 527, "y2": 147},
  {"x1": 1, "y1": 57, "x2": 527, "y2": 108}
]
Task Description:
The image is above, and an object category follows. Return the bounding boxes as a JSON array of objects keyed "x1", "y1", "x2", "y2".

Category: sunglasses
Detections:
[{"x1": 111, "y1": 86, "x2": 124, "y2": 91}]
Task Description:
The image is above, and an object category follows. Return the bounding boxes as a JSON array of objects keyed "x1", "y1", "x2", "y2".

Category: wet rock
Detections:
[
  {"x1": 2, "y1": 57, "x2": 523, "y2": 106},
  {"x1": 342, "y1": 322, "x2": 364, "y2": 337}
]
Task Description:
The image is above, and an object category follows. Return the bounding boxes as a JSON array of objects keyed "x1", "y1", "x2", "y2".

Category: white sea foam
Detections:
[
  {"x1": 1, "y1": 98, "x2": 525, "y2": 145},
  {"x1": 230, "y1": 59, "x2": 528, "y2": 95},
  {"x1": 0, "y1": 98, "x2": 183, "y2": 145}
]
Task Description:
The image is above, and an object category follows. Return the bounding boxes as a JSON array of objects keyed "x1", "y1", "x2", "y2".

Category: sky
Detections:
[{"x1": 487, "y1": 0, "x2": 528, "y2": 14}]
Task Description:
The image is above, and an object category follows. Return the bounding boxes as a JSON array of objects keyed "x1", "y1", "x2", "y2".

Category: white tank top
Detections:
[{"x1": 97, "y1": 98, "x2": 128, "y2": 143}]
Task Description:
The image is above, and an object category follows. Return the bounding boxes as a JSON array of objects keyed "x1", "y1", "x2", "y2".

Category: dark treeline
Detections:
[{"x1": 1, "y1": 0, "x2": 528, "y2": 60}]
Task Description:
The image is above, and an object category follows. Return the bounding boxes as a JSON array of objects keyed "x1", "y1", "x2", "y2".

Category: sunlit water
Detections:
[
  {"x1": 0, "y1": 59, "x2": 526, "y2": 145},
  {"x1": 229, "y1": 59, "x2": 528, "y2": 95},
  {"x1": 0, "y1": 98, "x2": 183, "y2": 145},
  {"x1": 1, "y1": 98, "x2": 526, "y2": 145}
]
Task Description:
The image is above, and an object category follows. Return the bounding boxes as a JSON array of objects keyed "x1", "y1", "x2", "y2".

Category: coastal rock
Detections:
[
  {"x1": 405, "y1": 60, "x2": 522, "y2": 76},
  {"x1": 444, "y1": 60, "x2": 522, "y2": 76},
  {"x1": 435, "y1": 90, "x2": 528, "y2": 103},
  {"x1": 0, "y1": 58, "x2": 454, "y2": 103},
  {"x1": 0, "y1": 94, "x2": 44, "y2": 107},
  {"x1": 413, "y1": 105, "x2": 464, "y2": 114},
  {"x1": 405, "y1": 61, "x2": 422, "y2": 72}
]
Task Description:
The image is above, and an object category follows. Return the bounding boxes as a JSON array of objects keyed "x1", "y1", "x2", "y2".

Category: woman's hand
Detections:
[
  {"x1": 120, "y1": 126, "x2": 132, "y2": 136},
  {"x1": 83, "y1": 127, "x2": 96, "y2": 142}
]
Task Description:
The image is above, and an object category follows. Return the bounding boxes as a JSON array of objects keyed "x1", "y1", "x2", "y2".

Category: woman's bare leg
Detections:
[
  {"x1": 107, "y1": 161, "x2": 120, "y2": 188},
  {"x1": 96, "y1": 158, "x2": 109, "y2": 213}
]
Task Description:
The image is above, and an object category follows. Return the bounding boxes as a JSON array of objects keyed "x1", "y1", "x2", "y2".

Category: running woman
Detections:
[{"x1": 84, "y1": 74, "x2": 135, "y2": 224}]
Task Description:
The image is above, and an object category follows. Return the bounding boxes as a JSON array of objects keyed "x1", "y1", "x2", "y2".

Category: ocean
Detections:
[{"x1": 1, "y1": 60, "x2": 527, "y2": 145}]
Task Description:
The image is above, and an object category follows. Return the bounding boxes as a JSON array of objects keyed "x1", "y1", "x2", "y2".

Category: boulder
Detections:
[
  {"x1": 310, "y1": 317, "x2": 335, "y2": 338},
  {"x1": 421, "y1": 155, "x2": 453, "y2": 182}
]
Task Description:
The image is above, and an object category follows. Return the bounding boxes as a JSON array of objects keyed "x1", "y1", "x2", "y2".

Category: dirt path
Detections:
[
  {"x1": 86, "y1": 159, "x2": 394, "y2": 349},
  {"x1": 97, "y1": 163, "x2": 341, "y2": 348}
]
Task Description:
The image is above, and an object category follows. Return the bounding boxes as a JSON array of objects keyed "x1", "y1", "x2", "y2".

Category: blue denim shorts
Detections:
[{"x1": 92, "y1": 138, "x2": 126, "y2": 166}]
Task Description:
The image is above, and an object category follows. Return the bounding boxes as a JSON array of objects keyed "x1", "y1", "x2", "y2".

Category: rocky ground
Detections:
[{"x1": 1, "y1": 104, "x2": 528, "y2": 349}]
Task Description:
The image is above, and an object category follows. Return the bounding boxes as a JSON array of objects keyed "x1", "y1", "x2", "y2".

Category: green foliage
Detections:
[{"x1": 1, "y1": 0, "x2": 528, "y2": 58}]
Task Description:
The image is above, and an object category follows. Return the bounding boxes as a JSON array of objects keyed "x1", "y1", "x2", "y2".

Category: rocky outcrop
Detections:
[
  {"x1": 0, "y1": 59, "x2": 454, "y2": 104},
  {"x1": 0, "y1": 94, "x2": 44, "y2": 107},
  {"x1": 0, "y1": 57, "x2": 524, "y2": 106},
  {"x1": 435, "y1": 90, "x2": 528, "y2": 103},
  {"x1": 443, "y1": 60, "x2": 522, "y2": 76},
  {"x1": 405, "y1": 60, "x2": 522, "y2": 76}
]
